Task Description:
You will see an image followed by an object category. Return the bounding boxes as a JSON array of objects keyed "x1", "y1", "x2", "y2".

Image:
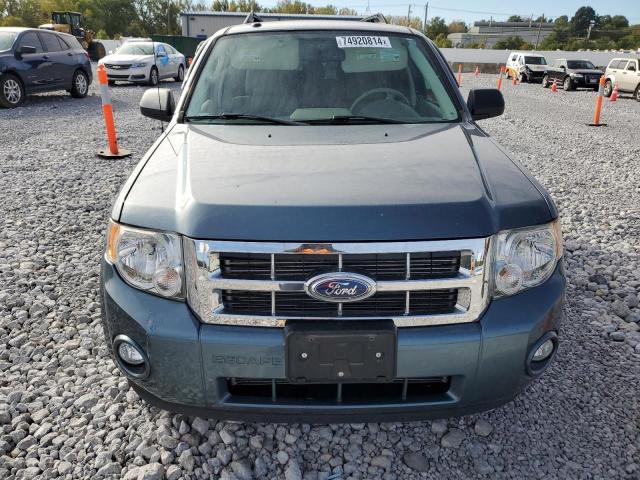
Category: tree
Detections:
[
  {"x1": 314, "y1": 5, "x2": 336, "y2": 15},
  {"x1": 447, "y1": 20, "x2": 466, "y2": 33},
  {"x1": 434, "y1": 32, "x2": 451, "y2": 48},
  {"x1": 570, "y1": 6, "x2": 597, "y2": 37},
  {"x1": 507, "y1": 15, "x2": 523, "y2": 22},
  {"x1": 425, "y1": 16, "x2": 447, "y2": 39},
  {"x1": 267, "y1": 0, "x2": 312, "y2": 13},
  {"x1": 492, "y1": 36, "x2": 527, "y2": 50},
  {"x1": 338, "y1": 7, "x2": 357, "y2": 15}
]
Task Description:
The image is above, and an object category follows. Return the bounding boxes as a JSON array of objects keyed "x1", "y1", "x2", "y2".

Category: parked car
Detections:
[
  {"x1": 603, "y1": 57, "x2": 640, "y2": 101},
  {"x1": 542, "y1": 58, "x2": 603, "y2": 91},
  {"x1": 98, "y1": 41, "x2": 185, "y2": 86},
  {"x1": 101, "y1": 19, "x2": 565, "y2": 423},
  {"x1": 0, "y1": 27, "x2": 92, "y2": 108},
  {"x1": 505, "y1": 52, "x2": 548, "y2": 83}
]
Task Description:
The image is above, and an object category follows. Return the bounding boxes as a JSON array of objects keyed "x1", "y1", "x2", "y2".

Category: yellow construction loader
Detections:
[{"x1": 39, "y1": 11, "x2": 106, "y2": 61}]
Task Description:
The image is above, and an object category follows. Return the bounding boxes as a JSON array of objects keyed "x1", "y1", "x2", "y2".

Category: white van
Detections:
[{"x1": 505, "y1": 52, "x2": 548, "y2": 83}]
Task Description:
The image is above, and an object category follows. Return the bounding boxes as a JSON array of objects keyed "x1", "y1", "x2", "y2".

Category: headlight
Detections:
[
  {"x1": 106, "y1": 221, "x2": 184, "y2": 299},
  {"x1": 492, "y1": 220, "x2": 562, "y2": 298},
  {"x1": 131, "y1": 62, "x2": 148, "y2": 68}
]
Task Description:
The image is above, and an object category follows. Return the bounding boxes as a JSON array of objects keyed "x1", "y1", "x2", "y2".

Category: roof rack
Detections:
[
  {"x1": 243, "y1": 11, "x2": 264, "y2": 23},
  {"x1": 360, "y1": 13, "x2": 387, "y2": 24}
]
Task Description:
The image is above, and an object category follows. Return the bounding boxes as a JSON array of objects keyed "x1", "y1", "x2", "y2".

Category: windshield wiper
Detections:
[
  {"x1": 304, "y1": 115, "x2": 407, "y2": 125},
  {"x1": 184, "y1": 113, "x2": 303, "y2": 126}
]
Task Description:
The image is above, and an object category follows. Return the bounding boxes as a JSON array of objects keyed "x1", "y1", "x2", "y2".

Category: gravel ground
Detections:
[{"x1": 0, "y1": 69, "x2": 639, "y2": 480}]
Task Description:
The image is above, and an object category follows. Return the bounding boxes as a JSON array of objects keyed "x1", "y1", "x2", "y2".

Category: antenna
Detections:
[
  {"x1": 243, "y1": 11, "x2": 264, "y2": 23},
  {"x1": 151, "y1": 38, "x2": 164, "y2": 133},
  {"x1": 361, "y1": 13, "x2": 388, "y2": 24}
]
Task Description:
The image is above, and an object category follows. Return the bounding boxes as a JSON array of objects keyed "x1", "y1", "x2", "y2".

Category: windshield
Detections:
[
  {"x1": 186, "y1": 31, "x2": 460, "y2": 124},
  {"x1": 115, "y1": 43, "x2": 154, "y2": 55},
  {"x1": 0, "y1": 32, "x2": 17, "y2": 51},
  {"x1": 567, "y1": 60, "x2": 596, "y2": 70},
  {"x1": 524, "y1": 56, "x2": 546, "y2": 65}
]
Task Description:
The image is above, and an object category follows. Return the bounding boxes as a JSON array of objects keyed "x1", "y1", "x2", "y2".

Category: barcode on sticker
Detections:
[{"x1": 336, "y1": 36, "x2": 392, "y2": 48}]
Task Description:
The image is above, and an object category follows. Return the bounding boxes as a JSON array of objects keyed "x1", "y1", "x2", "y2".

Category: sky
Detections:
[{"x1": 258, "y1": 0, "x2": 640, "y2": 25}]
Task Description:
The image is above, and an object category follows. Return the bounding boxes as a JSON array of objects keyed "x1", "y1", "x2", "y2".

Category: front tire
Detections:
[
  {"x1": 148, "y1": 66, "x2": 159, "y2": 87},
  {"x1": 603, "y1": 80, "x2": 613, "y2": 97},
  {"x1": 70, "y1": 70, "x2": 89, "y2": 98},
  {"x1": 563, "y1": 76, "x2": 574, "y2": 91},
  {"x1": 175, "y1": 65, "x2": 184, "y2": 82},
  {"x1": 542, "y1": 75, "x2": 549, "y2": 88},
  {"x1": 517, "y1": 72, "x2": 525, "y2": 83},
  {"x1": 0, "y1": 74, "x2": 24, "y2": 108}
]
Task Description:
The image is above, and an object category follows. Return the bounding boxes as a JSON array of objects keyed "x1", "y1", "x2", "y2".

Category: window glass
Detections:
[
  {"x1": 17, "y1": 32, "x2": 44, "y2": 53},
  {"x1": 524, "y1": 56, "x2": 546, "y2": 65},
  {"x1": 41, "y1": 33, "x2": 63, "y2": 52},
  {"x1": 626, "y1": 61, "x2": 636, "y2": 71},
  {"x1": 186, "y1": 31, "x2": 460, "y2": 124},
  {"x1": 567, "y1": 60, "x2": 595, "y2": 69},
  {"x1": 616, "y1": 60, "x2": 628, "y2": 69},
  {"x1": 156, "y1": 44, "x2": 167, "y2": 55},
  {"x1": 57, "y1": 36, "x2": 71, "y2": 50},
  {"x1": 165, "y1": 45, "x2": 176, "y2": 54},
  {"x1": 116, "y1": 42, "x2": 154, "y2": 55},
  {"x1": 0, "y1": 32, "x2": 17, "y2": 51},
  {"x1": 510, "y1": 54, "x2": 517, "y2": 61}
]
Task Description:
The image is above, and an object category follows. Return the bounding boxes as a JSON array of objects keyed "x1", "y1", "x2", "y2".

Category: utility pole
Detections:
[
  {"x1": 424, "y1": 3, "x2": 428, "y2": 31},
  {"x1": 407, "y1": 4, "x2": 412, "y2": 24},
  {"x1": 535, "y1": 14, "x2": 543, "y2": 49}
]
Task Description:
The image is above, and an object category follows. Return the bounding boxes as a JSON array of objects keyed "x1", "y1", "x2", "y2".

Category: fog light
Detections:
[
  {"x1": 112, "y1": 335, "x2": 150, "y2": 379},
  {"x1": 526, "y1": 332, "x2": 558, "y2": 377},
  {"x1": 532, "y1": 339, "x2": 554, "y2": 362},
  {"x1": 118, "y1": 342, "x2": 144, "y2": 365}
]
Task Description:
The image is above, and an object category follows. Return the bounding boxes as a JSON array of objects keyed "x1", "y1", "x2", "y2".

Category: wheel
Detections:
[
  {"x1": 635, "y1": 85, "x2": 640, "y2": 102},
  {"x1": 70, "y1": 70, "x2": 89, "y2": 98},
  {"x1": 542, "y1": 75, "x2": 549, "y2": 88},
  {"x1": 517, "y1": 72, "x2": 525, "y2": 83},
  {"x1": 148, "y1": 66, "x2": 159, "y2": 86},
  {"x1": 0, "y1": 74, "x2": 24, "y2": 108},
  {"x1": 563, "y1": 76, "x2": 573, "y2": 91},
  {"x1": 175, "y1": 64, "x2": 184, "y2": 82},
  {"x1": 603, "y1": 80, "x2": 613, "y2": 97}
]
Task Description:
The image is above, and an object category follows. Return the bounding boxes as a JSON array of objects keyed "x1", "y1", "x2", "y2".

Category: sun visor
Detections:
[
  {"x1": 230, "y1": 36, "x2": 299, "y2": 70},
  {"x1": 341, "y1": 42, "x2": 407, "y2": 73}
]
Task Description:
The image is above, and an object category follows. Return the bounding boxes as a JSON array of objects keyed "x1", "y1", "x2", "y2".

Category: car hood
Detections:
[
  {"x1": 115, "y1": 123, "x2": 555, "y2": 241},
  {"x1": 101, "y1": 54, "x2": 152, "y2": 64}
]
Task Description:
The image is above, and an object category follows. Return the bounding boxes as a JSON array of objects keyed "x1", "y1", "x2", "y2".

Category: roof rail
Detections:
[
  {"x1": 360, "y1": 13, "x2": 387, "y2": 24},
  {"x1": 243, "y1": 11, "x2": 263, "y2": 23}
]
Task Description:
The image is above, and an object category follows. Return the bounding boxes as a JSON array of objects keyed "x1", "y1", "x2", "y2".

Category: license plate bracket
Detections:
[{"x1": 285, "y1": 320, "x2": 396, "y2": 384}]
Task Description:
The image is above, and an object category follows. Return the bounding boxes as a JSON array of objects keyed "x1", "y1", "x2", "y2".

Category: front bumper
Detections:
[
  {"x1": 100, "y1": 260, "x2": 565, "y2": 422},
  {"x1": 569, "y1": 76, "x2": 601, "y2": 88},
  {"x1": 103, "y1": 65, "x2": 149, "y2": 83}
]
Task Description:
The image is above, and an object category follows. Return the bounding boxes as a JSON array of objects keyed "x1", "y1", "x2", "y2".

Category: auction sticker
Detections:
[{"x1": 336, "y1": 36, "x2": 392, "y2": 48}]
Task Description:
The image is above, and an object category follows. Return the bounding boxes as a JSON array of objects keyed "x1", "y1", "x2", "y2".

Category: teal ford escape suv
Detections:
[{"x1": 100, "y1": 17, "x2": 565, "y2": 422}]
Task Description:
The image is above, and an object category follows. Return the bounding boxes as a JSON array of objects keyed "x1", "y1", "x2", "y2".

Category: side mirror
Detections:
[
  {"x1": 467, "y1": 88, "x2": 505, "y2": 121},
  {"x1": 16, "y1": 45, "x2": 37, "y2": 56},
  {"x1": 140, "y1": 88, "x2": 175, "y2": 122}
]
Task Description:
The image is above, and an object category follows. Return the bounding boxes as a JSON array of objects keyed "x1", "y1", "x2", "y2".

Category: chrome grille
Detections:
[
  {"x1": 184, "y1": 239, "x2": 491, "y2": 327},
  {"x1": 220, "y1": 252, "x2": 460, "y2": 281},
  {"x1": 104, "y1": 63, "x2": 131, "y2": 70}
]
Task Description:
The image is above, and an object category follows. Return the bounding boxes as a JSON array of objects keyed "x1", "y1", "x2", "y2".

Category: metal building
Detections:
[
  {"x1": 180, "y1": 11, "x2": 363, "y2": 38},
  {"x1": 447, "y1": 21, "x2": 555, "y2": 48}
]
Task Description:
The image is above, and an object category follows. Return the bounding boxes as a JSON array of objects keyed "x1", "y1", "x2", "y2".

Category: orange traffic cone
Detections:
[
  {"x1": 610, "y1": 82, "x2": 619, "y2": 102},
  {"x1": 474, "y1": 66, "x2": 479, "y2": 77},
  {"x1": 551, "y1": 80, "x2": 558, "y2": 93}
]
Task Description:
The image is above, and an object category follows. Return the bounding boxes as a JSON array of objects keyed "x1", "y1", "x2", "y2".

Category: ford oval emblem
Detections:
[{"x1": 305, "y1": 272, "x2": 376, "y2": 303}]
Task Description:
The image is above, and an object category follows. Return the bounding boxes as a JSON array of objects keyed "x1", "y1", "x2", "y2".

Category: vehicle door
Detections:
[
  {"x1": 155, "y1": 44, "x2": 170, "y2": 78},
  {"x1": 13, "y1": 31, "x2": 50, "y2": 90},
  {"x1": 622, "y1": 59, "x2": 638, "y2": 92},
  {"x1": 549, "y1": 59, "x2": 562, "y2": 82},
  {"x1": 38, "y1": 32, "x2": 70, "y2": 87},
  {"x1": 165, "y1": 45, "x2": 180, "y2": 76}
]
